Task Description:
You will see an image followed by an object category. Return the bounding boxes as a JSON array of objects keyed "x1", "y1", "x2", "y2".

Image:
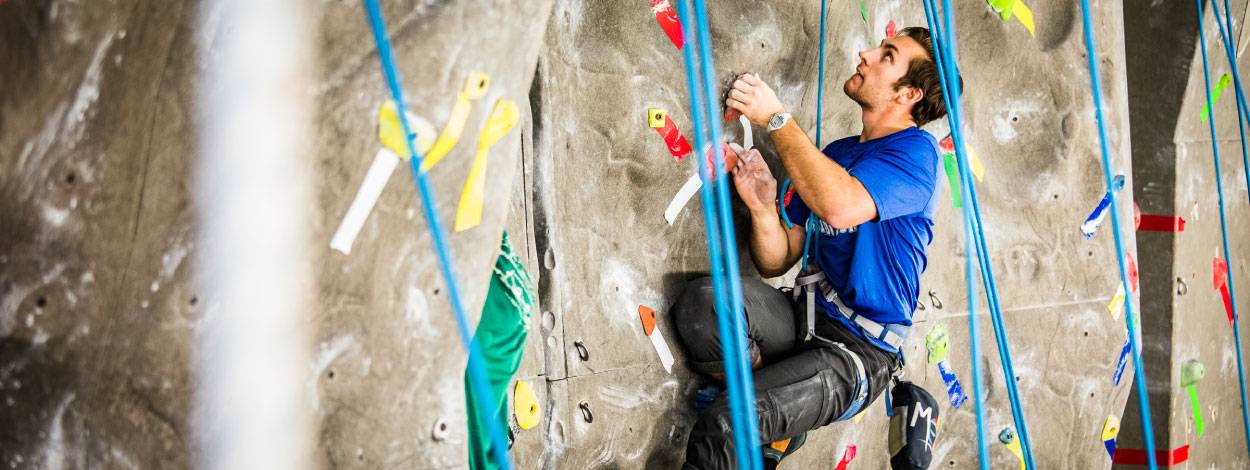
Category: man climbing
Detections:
[{"x1": 673, "y1": 27, "x2": 950, "y2": 469}]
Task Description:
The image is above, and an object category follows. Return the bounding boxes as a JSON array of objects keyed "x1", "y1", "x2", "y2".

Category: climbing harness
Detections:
[
  {"x1": 360, "y1": 1, "x2": 512, "y2": 468},
  {"x1": 1080, "y1": 1, "x2": 1161, "y2": 468},
  {"x1": 672, "y1": 1, "x2": 763, "y2": 468},
  {"x1": 1195, "y1": 0, "x2": 1250, "y2": 460}
]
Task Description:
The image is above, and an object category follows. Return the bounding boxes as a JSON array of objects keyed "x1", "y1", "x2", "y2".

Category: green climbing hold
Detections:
[
  {"x1": 986, "y1": 0, "x2": 1017, "y2": 21},
  {"x1": 925, "y1": 323, "x2": 950, "y2": 365},
  {"x1": 943, "y1": 153, "x2": 963, "y2": 209}
]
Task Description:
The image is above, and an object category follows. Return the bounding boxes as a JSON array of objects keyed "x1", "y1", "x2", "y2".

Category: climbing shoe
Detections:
[{"x1": 761, "y1": 431, "x2": 807, "y2": 469}]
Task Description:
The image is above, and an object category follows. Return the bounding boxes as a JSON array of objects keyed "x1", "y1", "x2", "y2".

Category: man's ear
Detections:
[{"x1": 899, "y1": 86, "x2": 924, "y2": 107}]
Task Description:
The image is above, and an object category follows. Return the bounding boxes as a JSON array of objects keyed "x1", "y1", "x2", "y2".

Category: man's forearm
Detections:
[
  {"x1": 770, "y1": 121, "x2": 859, "y2": 226},
  {"x1": 747, "y1": 206, "x2": 792, "y2": 277}
]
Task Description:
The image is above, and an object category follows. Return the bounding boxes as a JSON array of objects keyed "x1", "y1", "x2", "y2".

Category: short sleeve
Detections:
[{"x1": 848, "y1": 137, "x2": 938, "y2": 221}]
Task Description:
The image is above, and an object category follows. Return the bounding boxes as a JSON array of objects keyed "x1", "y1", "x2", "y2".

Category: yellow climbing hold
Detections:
[
  {"x1": 377, "y1": 101, "x2": 436, "y2": 159},
  {"x1": 454, "y1": 98, "x2": 519, "y2": 232},
  {"x1": 423, "y1": 72, "x2": 492, "y2": 172},
  {"x1": 1102, "y1": 415, "x2": 1120, "y2": 442},
  {"x1": 648, "y1": 108, "x2": 669, "y2": 128},
  {"x1": 514, "y1": 380, "x2": 541, "y2": 430}
]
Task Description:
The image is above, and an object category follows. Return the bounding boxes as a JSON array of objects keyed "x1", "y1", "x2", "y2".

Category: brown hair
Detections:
[{"x1": 894, "y1": 27, "x2": 958, "y2": 127}]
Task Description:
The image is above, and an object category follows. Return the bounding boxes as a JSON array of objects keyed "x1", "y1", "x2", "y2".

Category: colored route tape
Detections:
[
  {"x1": 1138, "y1": 214, "x2": 1186, "y2": 232},
  {"x1": 937, "y1": 360, "x2": 967, "y2": 409},
  {"x1": 664, "y1": 144, "x2": 736, "y2": 224},
  {"x1": 454, "y1": 98, "x2": 518, "y2": 232},
  {"x1": 650, "y1": 0, "x2": 684, "y2": 49},
  {"x1": 1201, "y1": 73, "x2": 1231, "y2": 122},
  {"x1": 639, "y1": 305, "x2": 675, "y2": 373},
  {"x1": 331, "y1": 148, "x2": 401, "y2": 254},
  {"x1": 1112, "y1": 445, "x2": 1189, "y2": 466},
  {"x1": 649, "y1": 108, "x2": 693, "y2": 160},
  {"x1": 1187, "y1": 384, "x2": 1204, "y2": 436},
  {"x1": 1215, "y1": 257, "x2": 1234, "y2": 326},
  {"x1": 1082, "y1": 174, "x2": 1126, "y2": 238},
  {"x1": 834, "y1": 444, "x2": 857, "y2": 470},
  {"x1": 1102, "y1": 416, "x2": 1120, "y2": 458},
  {"x1": 1113, "y1": 337, "x2": 1131, "y2": 385},
  {"x1": 424, "y1": 72, "x2": 491, "y2": 172}
]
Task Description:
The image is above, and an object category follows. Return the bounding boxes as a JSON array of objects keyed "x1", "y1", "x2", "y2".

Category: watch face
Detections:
[{"x1": 769, "y1": 114, "x2": 785, "y2": 129}]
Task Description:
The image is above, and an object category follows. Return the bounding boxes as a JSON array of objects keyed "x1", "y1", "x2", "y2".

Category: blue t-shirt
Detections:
[{"x1": 783, "y1": 127, "x2": 940, "y2": 351}]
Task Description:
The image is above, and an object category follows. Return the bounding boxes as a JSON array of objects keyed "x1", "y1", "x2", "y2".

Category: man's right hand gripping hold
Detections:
[{"x1": 672, "y1": 26, "x2": 954, "y2": 470}]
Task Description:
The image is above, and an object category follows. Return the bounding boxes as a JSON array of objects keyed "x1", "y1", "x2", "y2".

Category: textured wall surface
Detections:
[{"x1": 5, "y1": 0, "x2": 1246, "y2": 469}]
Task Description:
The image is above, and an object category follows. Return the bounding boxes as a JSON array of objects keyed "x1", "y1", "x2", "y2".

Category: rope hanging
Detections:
[
  {"x1": 1211, "y1": 0, "x2": 1250, "y2": 204},
  {"x1": 1079, "y1": 1, "x2": 1162, "y2": 468},
  {"x1": 360, "y1": 2, "x2": 513, "y2": 468},
  {"x1": 918, "y1": 2, "x2": 990, "y2": 467},
  {"x1": 921, "y1": 1, "x2": 1037, "y2": 467},
  {"x1": 1195, "y1": 0, "x2": 1250, "y2": 461},
  {"x1": 673, "y1": 0, "x2": 763, "y2": 468}
]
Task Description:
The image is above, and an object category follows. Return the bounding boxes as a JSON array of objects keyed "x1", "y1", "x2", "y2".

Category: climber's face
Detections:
[{"x1": 844, "y1": 36, "x2": 927, "y2": 111}]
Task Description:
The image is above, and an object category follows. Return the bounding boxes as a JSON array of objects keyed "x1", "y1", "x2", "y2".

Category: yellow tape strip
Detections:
[
  {"x1": 1012, "y1": 1, "x2": 1036, "y2": 37},
  {"x1": 422, "y1": 72, "x2": 491, "y2": 172},
  {"x1": 454, "y1": 98, "x2": 519, "y2": 232}
]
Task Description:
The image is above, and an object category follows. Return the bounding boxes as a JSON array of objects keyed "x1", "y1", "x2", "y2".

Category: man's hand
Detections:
[
  {"x1": 728, "y1": 143, "x2": 777, "y2": 214},
  {"x1": 726, "y1": 74, "x2": 785, "y2": 127}
]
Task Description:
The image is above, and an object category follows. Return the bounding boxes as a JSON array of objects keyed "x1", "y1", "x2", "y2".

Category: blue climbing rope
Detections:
[
  {"x1": 1196, "y1": 0, "x2": 1250, "y2": 460},
  {"x1": 1079, "y1": 1, "x2": 1160, "y2": 468},
  {"x1": 1212, "y1": 0, "x2": 1250, "y2": 205},
  {"x1": 360, "y1": 2, "x2": 512, "y2": 469},
  {"x1": 815, "y1": 0, "x2": 828, "y2": 146},
  {"x1": 918, "y1": 2, "x2": 989, "y2": 468},
  {"x1": 923, "y1": 1, "x2": 1037, "y2": 467},
  {"x1": 673, "y1": 0, "x2": 763, "y2": 468}
]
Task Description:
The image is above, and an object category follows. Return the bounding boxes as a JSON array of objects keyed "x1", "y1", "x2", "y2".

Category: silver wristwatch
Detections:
[{"x1": 767, "y1": 112, "x2": 792, "y2": 132}]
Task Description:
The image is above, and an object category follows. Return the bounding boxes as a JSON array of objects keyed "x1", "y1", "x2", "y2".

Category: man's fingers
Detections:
[
  {"x1": 729, "y1": 89, "x2": 751, "y2": 103},
  {"x1": 742, "y1": 73, "x2": 763, "y2": 86},
  {"x1": 733, "y1": 79, "x2": 753, "y2": 94},
  {"x1": 726, "y1": 97, "x2": 748, "y2": 111}
]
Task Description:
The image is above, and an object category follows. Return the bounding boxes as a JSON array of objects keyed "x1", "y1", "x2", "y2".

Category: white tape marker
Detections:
[
  {"x1": 739, "y1": 115, "x2": 753, "y2": 149},
  {"x1": 650, "y1": 326, "x2": 676, "y2": 373},
  {"x1": 330, "y1": 148, "x2": 400, "y2": 254},
  {"x1": 664, "y1": 173, "x2": 703, "y2": 225}
]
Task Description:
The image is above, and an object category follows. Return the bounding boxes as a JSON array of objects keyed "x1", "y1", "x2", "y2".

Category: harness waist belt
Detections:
[{"x1": 794, "y1": 269, "x2": 908, "y2": 350}]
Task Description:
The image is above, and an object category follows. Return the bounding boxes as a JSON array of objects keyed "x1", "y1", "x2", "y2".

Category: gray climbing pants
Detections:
[{"x1": 673, "y1": 276, "x2": 898, "y2": 470}]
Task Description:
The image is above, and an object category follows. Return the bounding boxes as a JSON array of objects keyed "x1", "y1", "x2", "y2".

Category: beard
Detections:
[{"x1": 843, "y1": 75, "x2": 871, "y2": 109}]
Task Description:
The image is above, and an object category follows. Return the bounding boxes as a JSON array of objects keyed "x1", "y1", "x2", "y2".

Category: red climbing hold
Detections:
[
  {"x1": 639, "y1": 305, "x2": 657, "y2": 336},
  {"x1": 1138, "y1": 214, "x2": 1186, "y2": 232},
  {"x1": 649, "y1": 109, "x2": 693, "y2": 160},
  {"x1": 702, "y1": 143, "x2": 738, "y2": 181},
  {"x1": 1126, "y1": 252, "x2": 1138, "y2": 293},
  {"x1": 886, "y1": 20, "x2": 898, "y2": 38},
  {"x1": 651, "y1": 0, "x2": 685, "y2": 49},
  {"x1": 939, "y1": 134, "x2": 955, "y2": 154},
  {"x1": 835, "y1": 444, "x2": 857, "y2": 470}
]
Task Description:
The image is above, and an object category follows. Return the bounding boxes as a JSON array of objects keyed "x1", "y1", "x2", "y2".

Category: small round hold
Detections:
[
  {"x1": 578, "y1": 401, "x2": 594, "y2": 423},
  {"x1": 1177, "y1": 277, "x2": 1188, "y2": 296},
  {"x1": 998, "y1": 427, "x2": 1015, "y2": 444},
  {"x1": 928, "y1": 290, "x2": 944, "y2": 309},
  {"x1": 574, "y1": 340, "x2": 589, "y2": 361},
  {"x1": 431, "y1": 418, "x2": 450, "y2": 441}
]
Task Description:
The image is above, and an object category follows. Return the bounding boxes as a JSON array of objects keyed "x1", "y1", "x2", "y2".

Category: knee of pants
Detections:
[{"x1": 673, "y1": 277, "x2": 718, "y2": 350}]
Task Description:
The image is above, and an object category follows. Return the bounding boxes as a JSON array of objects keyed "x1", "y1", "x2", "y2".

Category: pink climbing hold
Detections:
[{"x1": 886, "y1": 20, "x2": 897, "y2": 38}]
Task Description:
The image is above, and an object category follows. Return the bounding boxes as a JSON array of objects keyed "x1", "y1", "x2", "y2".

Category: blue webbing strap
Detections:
[
  {"x1": 925, "y1": 1, "x2": 1038, "y2": 467},
  {"x1": 919, "y1": 2, "x2": 989, "y2": 467},
  {"x1": 673, "y1": 1, "x2": 763, "y2": 468},
  {"x1": 1079, "y1": 2, "x2": 1160, "y2": 468},
  {"x1": 1196, "y1": 0, "x2": 1250, "y2": 460},
  {"x1": 360, "y1": 2, "x2": 513, "y2": 468}
]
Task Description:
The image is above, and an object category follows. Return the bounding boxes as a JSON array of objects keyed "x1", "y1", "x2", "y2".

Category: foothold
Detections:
[
  {"x1": 1177, "y1": 277, "x2": 1188, "y2": 296},
  {"x1": 925, "y1": 324, "x2": 950, "y2": 365},
  {"x1": 514, "y1": 380, "x2": 541, "y2": 430},
  {"x1": 431, "y1": 418, "x2": 450, "y2": 441},
  {"x1": 1201, "y1": 73, "x2": 1232, "y2": 122},
  {"x1": 423, "y1": 72, "x2": 492, "y2": 172},
  {"x1": 650, "y1": 0, "x2": 685, "y2": 49},
  {"x1": 1081, "y1": 175, "x2": 1126, "y2": 239},
  {"x1": 378, "y1": 100, "x2": 437, "y2": 160},
  {"x1": 1182, "y1": 360, "x2": 1205, "y2": 436},
  {"x1": 454, "y1": 98, "x2": 519, "y2": 232},
  {"x1": 928, "y1": 290, "x2": 943, "y2": 309},
  {"x1": 1214, "y1": 257, "x2": 1235, "y2": 327},
  {"x1": 578, "y1": 401, "x2": 594, "y2": 423},
  {"x1": 1102, "y1": 416, "x2": 1120, "y2": 458},
  {"x1": 998, "y1": 427, "x2": 1025, "y2": 470},
  {"x1": 574, "y1": 340, "x2": 589, "y2": 361},
  {"x1": 648, "y1": 108, "x2": 694, "y2": 160},
  {"x1": 985, "y1": 0, "x2": 1036, "y2": 37}
]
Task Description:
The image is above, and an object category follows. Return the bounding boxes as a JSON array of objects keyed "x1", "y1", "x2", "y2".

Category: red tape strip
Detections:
[
  {"x1": 651, "y1": 0, "x2": 685, "y2": 49},
  {"x1": 654, "y1": 117, "x2": 693, "y2": 160},
  {"x1": 1111, "y1": 445, "x2": 1189, "y2": 466},
  {"x1": 1138, "y1": 214, "x2": 1186, "y2": 232},
  {"x1": 1216, "y1": 257, "x2": 1234, "y2": 326}
]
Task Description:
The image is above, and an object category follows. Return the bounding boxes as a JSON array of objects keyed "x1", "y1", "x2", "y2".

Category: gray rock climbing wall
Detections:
[
  {"x1": 516, "y1": 0, "x2": 1139, "y2": 468},
  {"x1": 11, "y1": 0, "x2": 1247, "y2": 468},
  {"x1": 1123, "y1": 0, "x2": 1250, "y2": 467},
  {"x1": 0, "y1": 0, "x2": 552, "y2": 468}
]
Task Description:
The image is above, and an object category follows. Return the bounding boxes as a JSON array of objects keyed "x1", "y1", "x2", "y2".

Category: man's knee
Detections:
[{"x1": 673, "y1": 277, "x2": 726, "y2": 373}]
